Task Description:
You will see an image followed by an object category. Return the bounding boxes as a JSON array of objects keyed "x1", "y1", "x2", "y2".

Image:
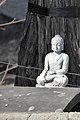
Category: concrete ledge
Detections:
[
  {"x1": 0, "y1": 112, "x2": 80, "y2": 120},
  {"x1": 0, "y1": 86, "x2": 80, "y2": 112}
]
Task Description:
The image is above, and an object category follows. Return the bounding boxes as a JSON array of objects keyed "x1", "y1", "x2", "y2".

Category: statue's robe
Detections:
[
  {"x1": 36, "y1": 52, "x2": 69, "y2": 87},
  {"x1": 45, "y1": 52, "x2": 69, "y2": 76}
]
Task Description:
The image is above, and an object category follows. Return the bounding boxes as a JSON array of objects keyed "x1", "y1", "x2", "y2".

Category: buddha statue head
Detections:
[{"x1": 51, "y1": 35, "x2": 64, "y2": 53}]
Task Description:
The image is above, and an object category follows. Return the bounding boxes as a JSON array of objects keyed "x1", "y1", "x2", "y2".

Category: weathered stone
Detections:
[
  {"x1": 0, "y1": 113, "x2": 31, "y2": 120},
  {"x1": 28, "y1": 113, "x2": 68, "y2": 120},
  {"x1": 69, "y1": 112, "x2": 80, "y2": 120},
  {"x1": 0, "y1": 86, "x2": 80, "y2": 112}
]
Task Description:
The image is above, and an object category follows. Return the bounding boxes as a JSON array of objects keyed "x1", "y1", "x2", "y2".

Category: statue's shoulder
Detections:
[
  {"x1": 61, "y1": 52, "x2": 69, "y2": 56},
  {"x1": 45, "y1": 52, "x2": 53, "y2": 57},
  {"x1": 61, "y1": 52, "x2": 69, "y2": 58}
]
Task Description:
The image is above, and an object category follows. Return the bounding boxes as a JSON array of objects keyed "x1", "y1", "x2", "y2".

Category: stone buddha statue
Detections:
[{"x1": 36, "y1": 35, "x2": 69, "y2": 87}]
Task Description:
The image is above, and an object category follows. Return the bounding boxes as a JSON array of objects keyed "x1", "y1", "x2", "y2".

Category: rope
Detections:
[
  {"x1": 67, "y1": 72, "x2": 80, "y2": 76},
  {"x1": 6, "y1": 73, "x2": 80, "y2": 87},
  {"x1": 0, "y1": 73, "x2": 80, "y2": 87},
  {"x1": 0, "y1": 61, "x2": 80, "y2": 76},
  {"x1": 8, "y1": 73, "x2": 35, "y2": 81},
  {"x1": 0, "y1": 61, "x2": 43, "y2": 71},
  {"x1": 0, "y1": 61, "x2": 80, "y2": 87}
]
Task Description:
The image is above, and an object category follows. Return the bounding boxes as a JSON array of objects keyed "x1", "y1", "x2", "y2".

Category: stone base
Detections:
[{"x1": 36, "y1": 84, "x2": 64, "y2": 88}]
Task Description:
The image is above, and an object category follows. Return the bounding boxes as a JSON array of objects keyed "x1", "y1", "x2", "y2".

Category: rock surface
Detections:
[{"x1": 0, "y1": 86, "x2": 80, "y2": 112}]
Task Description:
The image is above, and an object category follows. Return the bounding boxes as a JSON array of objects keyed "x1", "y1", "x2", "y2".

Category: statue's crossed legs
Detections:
[{"x1": 36, "y1": 74, "x2": 68, "y2": 87}]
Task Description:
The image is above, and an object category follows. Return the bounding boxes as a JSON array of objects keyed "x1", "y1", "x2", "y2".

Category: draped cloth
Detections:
[
  {"x1": 36, "y1": 52, "x2": 69, "y2": 87},
  {"x1": 44, "y1": 52, "x2": 69, "y2": 75}
]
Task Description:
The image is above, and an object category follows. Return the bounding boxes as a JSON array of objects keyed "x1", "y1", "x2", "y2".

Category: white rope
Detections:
[
  {"x1": 0, "y1": 61, "x2": 43, "y2": 71},
  {"x1": 8, "y1": 73, "x2": 35, "y2": 81},
  {"x1": 0, "y1": 61, "x2": 80, "y2": 78},
  {"x1": 0, "y1": 61, "x2": 80, "y2": 87},
  {"x1": 67, "y1": 72, "x2": 80, "y2": 76}
]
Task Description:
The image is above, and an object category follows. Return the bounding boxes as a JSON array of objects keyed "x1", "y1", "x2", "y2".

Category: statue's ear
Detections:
[{"x1": 61, "y1": 43, "x2": 64, "y2": 51}]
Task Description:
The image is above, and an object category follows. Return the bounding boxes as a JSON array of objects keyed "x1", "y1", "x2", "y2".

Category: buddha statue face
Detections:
[{"x1": 51, "y1": 35, "x2": 64, "y2": 53}]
